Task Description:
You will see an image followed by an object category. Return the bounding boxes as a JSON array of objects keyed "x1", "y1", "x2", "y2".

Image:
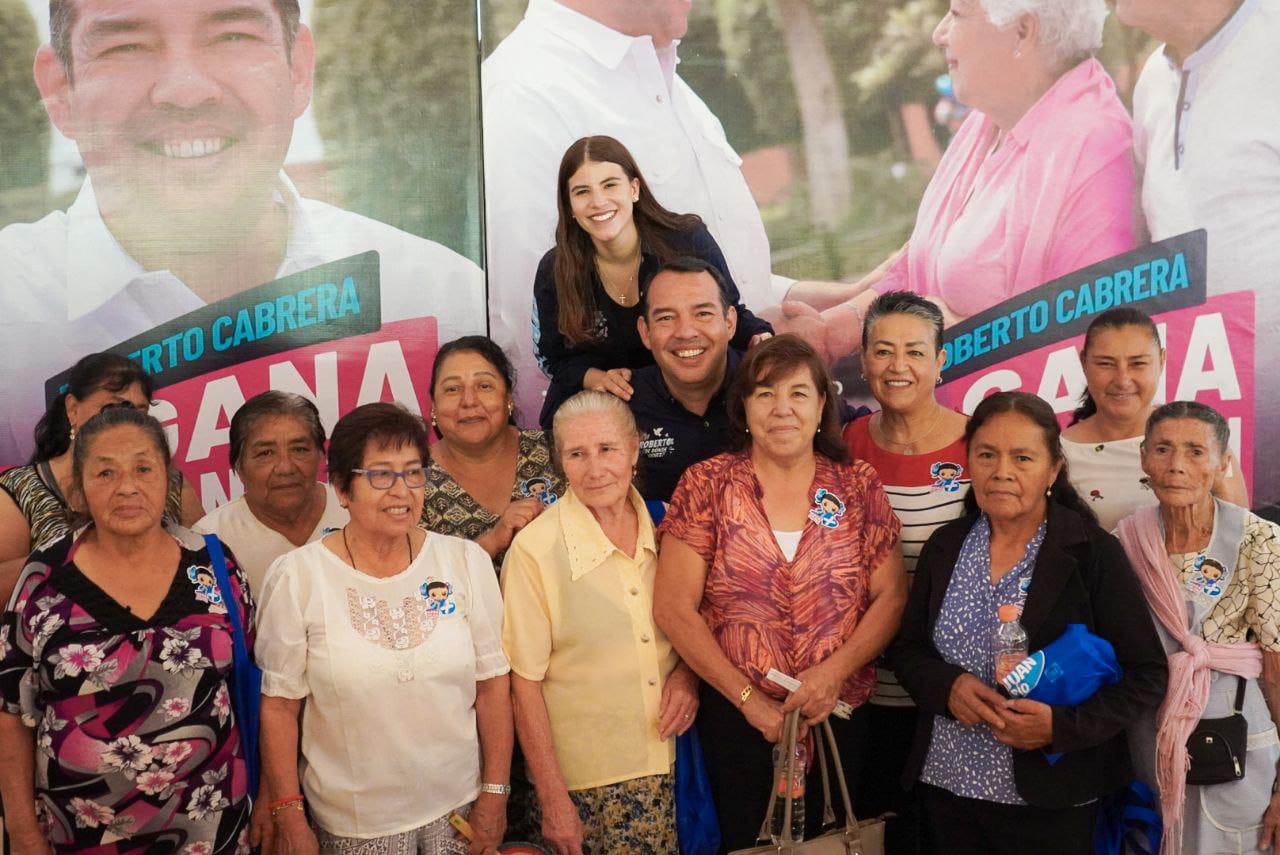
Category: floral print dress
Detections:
[{"x1": 0, "y1": 526, "x2": 254, "y2": 853}]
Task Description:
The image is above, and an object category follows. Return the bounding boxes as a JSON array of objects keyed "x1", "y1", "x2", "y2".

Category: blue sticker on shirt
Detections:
[
  {"x1": 187, "y1": 564, "x2": 227, "y2": 614},
  {"x1": 809, "y1": 489, "x2": 845, "y2": 529},
  {"x1": 420, "y1": 579, "x2": 457, "y2": 615},
  {"x1": 930, "y1": 461, "x2": 963, "y2": 493},
  {"x1": 1186, "y1": 554, "x2": 1227, "y2": 600},
  {"x1": 519, "y1": 477, "x2": 557, "y2": 506}
]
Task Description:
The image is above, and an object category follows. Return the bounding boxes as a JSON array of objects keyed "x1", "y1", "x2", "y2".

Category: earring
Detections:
[
  {"x1": 69, "y1": 425, "x2": 77, "y2": 443},
  {"x1": 507, "y1": 403, "x2": 514, "y2": 416},
  {"x1": 1045, "y1": 487, "x2": 1052, "y2": 498},
  {"x1": 633, "y1": 194, "x2": 639, "y2": 202},
  {"x1": 859, "y1": 373, "x2": 866, "y2": 381},
  {"x1": 936, "y1": 376, "x2": 942, "y2": 386},
  {"x1": 431, "y1": 414, "x2": 438, "y2": 427}
]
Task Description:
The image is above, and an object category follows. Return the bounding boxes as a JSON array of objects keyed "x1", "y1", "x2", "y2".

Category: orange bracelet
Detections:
[{"x1": 268, "y1": 795, "x2": 304, "y2": 810}]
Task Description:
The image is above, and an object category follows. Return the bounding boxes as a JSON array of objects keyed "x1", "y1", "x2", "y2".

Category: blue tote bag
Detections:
[
  {"x1": 204, "y1": 534, "x2": 263, "y2": 796},
  {"x1": 676, "y1": 724, "x2": 721, "y2": 855}
]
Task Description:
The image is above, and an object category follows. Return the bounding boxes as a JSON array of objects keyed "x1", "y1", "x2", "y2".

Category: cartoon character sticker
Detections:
[
  {"x1": 1186, "y1": 555, "x2": 1227, "y2": 601},
  {"x1": 187, "y1": 565, "x2": 227, "y2": 614},
  {"x1": 808, "y1": 489, "x2": 845, "y2": 529},
  {"x1": 1089, "y1": 489, "x2": 1103, "y2": 503},
  {"x1": 519, "y1": 477, "x2": 558, "y2": 507},
  {"x1": 420, "y1": 579, "x2": 457, "y2": 615},
  {"x1": 930, "y1": 461, "x2": 963, "y2": 493}
]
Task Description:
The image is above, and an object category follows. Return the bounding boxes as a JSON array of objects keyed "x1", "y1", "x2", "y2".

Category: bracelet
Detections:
[
  {"x1": 739, "y1": 685, "x2": 754, "y2": 708},
  {"x1": 269, "y1": 796, "x2": 305, "y2": 818},
  {"x1": 480, "y1": 783, "x2": 512, "y2": 796}
]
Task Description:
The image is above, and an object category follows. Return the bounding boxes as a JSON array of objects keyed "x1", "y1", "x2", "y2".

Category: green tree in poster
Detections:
[
  {"x1": 311, "y1": 0, "x2": 482, "y2": 262},
  {"x1": 0, "y1": 0, "x2": 49, "y2": 196}
]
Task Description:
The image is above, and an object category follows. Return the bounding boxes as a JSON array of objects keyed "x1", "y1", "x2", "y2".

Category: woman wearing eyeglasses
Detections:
[{"x1": 256, "y1": 403, "x2": 514, "y2": 854}]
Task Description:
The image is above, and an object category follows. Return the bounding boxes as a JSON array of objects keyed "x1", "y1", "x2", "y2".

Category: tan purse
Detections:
[{"x1": 730, "y1": 710, "x2": 886, "y2": 855}]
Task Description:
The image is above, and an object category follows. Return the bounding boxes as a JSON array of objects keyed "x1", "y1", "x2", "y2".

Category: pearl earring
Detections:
[{"x1": 69, "y1": 425, "x2": 77, "y2": 443}]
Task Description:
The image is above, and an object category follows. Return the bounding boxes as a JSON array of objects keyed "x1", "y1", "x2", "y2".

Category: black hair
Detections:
[
  {"x1": 429, "y1": 336, "x2": 518, "y2": 439},
  {"x1": 1070, "y1": 307, "x2": 1162, "y2": 425},
  {"x1": 425, "y1": 580, "x2": 449, "y2": 594},
  {"x1": 962, "y1": 391, "x2": 1097, "y2": 526},
  {"x1": 861, "y1": 290, "x2": 946, "y2": 353},
  {"x1": 229, "y1": 391, "x2": 327, "y2": 469},
  {"x1": 1145, "y1": 400, "x2": 1230, "y2": 456},
  {"x1": 32, "y1": 353, "x2": 153, "y2": 464},
  {"x1": 639, "y1": 256, "x2": 732, "y2": 317}
]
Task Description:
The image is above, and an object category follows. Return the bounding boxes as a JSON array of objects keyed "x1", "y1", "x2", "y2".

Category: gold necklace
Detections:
[
  {"x1": 595, "y1": 257, "x2": 639, "y2": 307},
  {"x1": 876, "y1": 404, "x2": 944, "y2": 452}
]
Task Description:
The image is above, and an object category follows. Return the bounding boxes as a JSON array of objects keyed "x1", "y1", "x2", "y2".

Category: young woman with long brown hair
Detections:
[{"x1": 532, "y1": 135, "x2": 772, "y2": 428}]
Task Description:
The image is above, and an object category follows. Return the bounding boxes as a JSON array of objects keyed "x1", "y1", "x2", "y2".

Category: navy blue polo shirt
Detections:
[{"x1": 630, "y1": 349, "x2": 742, "y2": 503}]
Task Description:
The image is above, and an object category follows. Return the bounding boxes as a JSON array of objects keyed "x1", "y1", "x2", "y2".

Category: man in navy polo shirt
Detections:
[{"x1": 632, "y1": 257, "x2": 743, "y2": 503}]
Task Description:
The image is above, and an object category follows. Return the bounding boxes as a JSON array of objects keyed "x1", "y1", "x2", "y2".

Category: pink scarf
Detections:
[{"x1": 1116, "y1": 506, "x2": 1261, "y2": 855}]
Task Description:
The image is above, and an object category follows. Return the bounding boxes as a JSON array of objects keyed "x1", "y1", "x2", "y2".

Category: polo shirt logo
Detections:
[{"x1": 640, "y1": 426, "x2": 676, "y2": 459}]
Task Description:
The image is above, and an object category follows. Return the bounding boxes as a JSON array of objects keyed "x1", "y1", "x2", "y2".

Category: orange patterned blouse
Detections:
[{"x1": 659, "y1": 451, "x2": 901, "y2": 705}]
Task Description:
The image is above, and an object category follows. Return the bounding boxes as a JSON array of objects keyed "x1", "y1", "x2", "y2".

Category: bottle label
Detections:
[
  {"x1": 776, "y1": 778, "x2": 806, "y2": 798},
  {"x1": 999, "y1": 651, "x2": 1045, "y2": 697}
]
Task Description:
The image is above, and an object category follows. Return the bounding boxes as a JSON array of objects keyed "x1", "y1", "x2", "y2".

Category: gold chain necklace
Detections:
[
  {"x1": 595, "y1": 257, "x2": 639, "y2": 307},
  {"x1": 875, "y1": 404, "x2": 944, "y2": 452}
]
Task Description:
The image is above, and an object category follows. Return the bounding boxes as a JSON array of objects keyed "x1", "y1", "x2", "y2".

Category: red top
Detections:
[{"x1": 660, "y1": 451, "x2": 900, "y2": 704}]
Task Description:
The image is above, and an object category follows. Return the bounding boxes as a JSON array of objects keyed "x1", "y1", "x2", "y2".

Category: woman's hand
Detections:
[
  {"x1": 482, "y1": 497, "x2": 546, "y2": 555},
  {"x1": 583, "y1": 367, "x2": 634, "y2": 401},
  {"x1": 782, "y1": 660, "x2": 846, "y2": 727},
  {"x1": 742, "y1": 690, "x2": 786, "y2": 743},
  {"x1": 994, "y1": 698, "x2": 1053, "y2": 749},
  {"x1": 947, "y1": 673, "x2": 1008, "y2": 730},
  {"x1": 539, "y1": 789, "x2": 585, "y2": 855},
  {"x1": 657, "y1": 664, "x2": 700, "y2": 739},
  {"x1": 249, "y1": 791, "x2": 276, "y2": 854},
  {"x1": 466, "y1": 792, "x2": 507, "y2": 855},
  {"x1": 748, "y1": 332, "x2": 773, "y2": 348},
  {"x1": 1260, "y1": 790, "x2": 1280, "y2": 854},
  {"x1": 7, "y1": 827, "x2": 53, "y2": 855},
  {"x1": 272, "y1": 808, "x2": 319, "y2": 855}
]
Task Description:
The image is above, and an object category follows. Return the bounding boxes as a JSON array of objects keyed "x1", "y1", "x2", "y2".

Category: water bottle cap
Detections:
[{"x1": 997, "y1": 604, "x2": 1020, "y2": 622}]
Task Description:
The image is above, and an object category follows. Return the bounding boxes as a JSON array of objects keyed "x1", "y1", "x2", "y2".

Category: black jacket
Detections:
[{"x1": 888, "y1": 503, "x2": 1168, "y2": 808}]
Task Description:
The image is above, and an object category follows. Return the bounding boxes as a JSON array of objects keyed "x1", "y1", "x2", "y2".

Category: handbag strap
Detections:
[
  {"x1": 1233, "y1": 675, "x2": 1246, "y2": 714},
  {"x1": 817, "y1": 717, "x2": 863, "y2": 842},
  {"x1": 755, "y1": 709, "x2": 802, "y2": 845},
  {"x1": 203, "y1": 533, "x2": 251, "y2": 663}
]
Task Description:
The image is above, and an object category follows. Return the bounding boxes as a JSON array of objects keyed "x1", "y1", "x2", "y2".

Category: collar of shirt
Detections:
[
  {"x1": 558, "y1": 485, "x2": 656, "y2": 581},
  {"x1": 1003, "y1": 57, "x2": 1112, "y2": 152},
  {"x1": 64, "y1": 171, "x2": 326, "y2": 322},
  {"x1": 524, "y1": 0, "x2": 679, "y2": 87},
  {"x1": 1163, "y1": 0, "x2": 1258, "y2": 72}
]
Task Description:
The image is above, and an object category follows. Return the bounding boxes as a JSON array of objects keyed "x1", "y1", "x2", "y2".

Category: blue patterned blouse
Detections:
[{"x1": 919, "y1": 513, "x2": 1046, "y2": 804}]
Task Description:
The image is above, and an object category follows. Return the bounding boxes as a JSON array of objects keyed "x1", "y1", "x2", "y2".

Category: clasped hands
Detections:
[{"x1": 948, "y1": 673, "x2": 1053, "y2": 750}]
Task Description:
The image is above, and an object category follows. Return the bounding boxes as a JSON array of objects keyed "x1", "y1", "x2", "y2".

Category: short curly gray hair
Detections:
[{"x1": 981, "y1": 0, "x2": 1107, "y2": 68}]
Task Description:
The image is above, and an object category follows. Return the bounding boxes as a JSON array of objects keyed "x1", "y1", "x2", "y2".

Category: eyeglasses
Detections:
[{"x1": 350, "y1": 467, "x2": 428, "y2": 490}]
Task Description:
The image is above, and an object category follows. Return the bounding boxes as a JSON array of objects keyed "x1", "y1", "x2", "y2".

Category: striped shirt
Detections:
[{"x1": 844, "y1": 416, "x2": 970, "y2": 706}]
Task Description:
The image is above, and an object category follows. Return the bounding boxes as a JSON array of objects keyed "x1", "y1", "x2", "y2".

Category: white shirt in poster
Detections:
[
  {"x1": 192, "y1": 483, "x2": 350, "y2": 595},
  {"x1": 255, "y1": 533, "x2": 508, "y2": 838},
  {"x1": 0, "y1": 173, "x2": 485, "y2": 466},
  {"x1": 482, "y1": 0, "x2": 784, "y2": 418}
]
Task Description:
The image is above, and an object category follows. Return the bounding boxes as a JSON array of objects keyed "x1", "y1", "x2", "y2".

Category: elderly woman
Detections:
[
  {"x1": 0, "y1": 408, "x2": 255, "y2": 853},
  {"x1": 534, "y1": 135, "x2": 771, "y2": 427},
  {"x1": 842, "y1": 291, "x2": 970, "y2": 853},
  {"x1": 424, "y1": 336, "x2": 563, "y2": 568},
  {"x1": 256, "y1": 403, "x2": 512, "y2": 854},
  {"x1": 801, "y1": 0, "x2": 1135, "y2": 357},
  {"x1": 0, "y1": 353, "x2": 202, "y2": 605},
  {"x1": 890, "y1": 392, "x2": 1167, "y2": 855},
  {"x1": 1064, "y1": 308, "x2": 1247, "y2": 531},
  {"x1": 1117, "y1": 402, "x2": 1280, "y2": 855},
  {"x1": 501, "y1": 391, "x2": 699, "y2": 853},
  {"x1": 653, "y1": 334, "x2": 907, "y2": 848},
  {"x1": 193, "y1": 391, "x2": 349, "y2": 593}
]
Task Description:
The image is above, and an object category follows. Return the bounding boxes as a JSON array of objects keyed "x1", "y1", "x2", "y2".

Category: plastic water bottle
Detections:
[
  {"x1": 994, "y1": 604, "x2": 1028, "y2": 684},
  {"x1": 770, "y1": 741, "x2": 806, "y2": 843}
]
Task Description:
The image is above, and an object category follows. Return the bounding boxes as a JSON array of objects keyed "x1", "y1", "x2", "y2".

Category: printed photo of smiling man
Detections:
[{"x1": 0, "y1": 0, "x2": 484, "y2": 468}]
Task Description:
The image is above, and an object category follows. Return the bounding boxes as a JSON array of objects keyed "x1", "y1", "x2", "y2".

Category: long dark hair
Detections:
[
  {"x1": 32, "y1": 353, "x2": 154, "y2": 464},
  {"x1": 553, "y1": 135, "x2": 702, "y2": 346},
  {"x1": 1070, "y1": 307, "x2": 1161, "y2": 425},
  {"x1": 727, "y1": 335, "x2": 849, "y2": 463},
  {"x1": 963, "y1": 391, "x2": 1097, "y2": 525}
]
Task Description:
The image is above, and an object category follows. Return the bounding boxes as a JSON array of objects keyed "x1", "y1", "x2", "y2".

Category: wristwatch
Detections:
[{"x1": 480, "y1": 783, "x2": 512, "y2": 796}]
